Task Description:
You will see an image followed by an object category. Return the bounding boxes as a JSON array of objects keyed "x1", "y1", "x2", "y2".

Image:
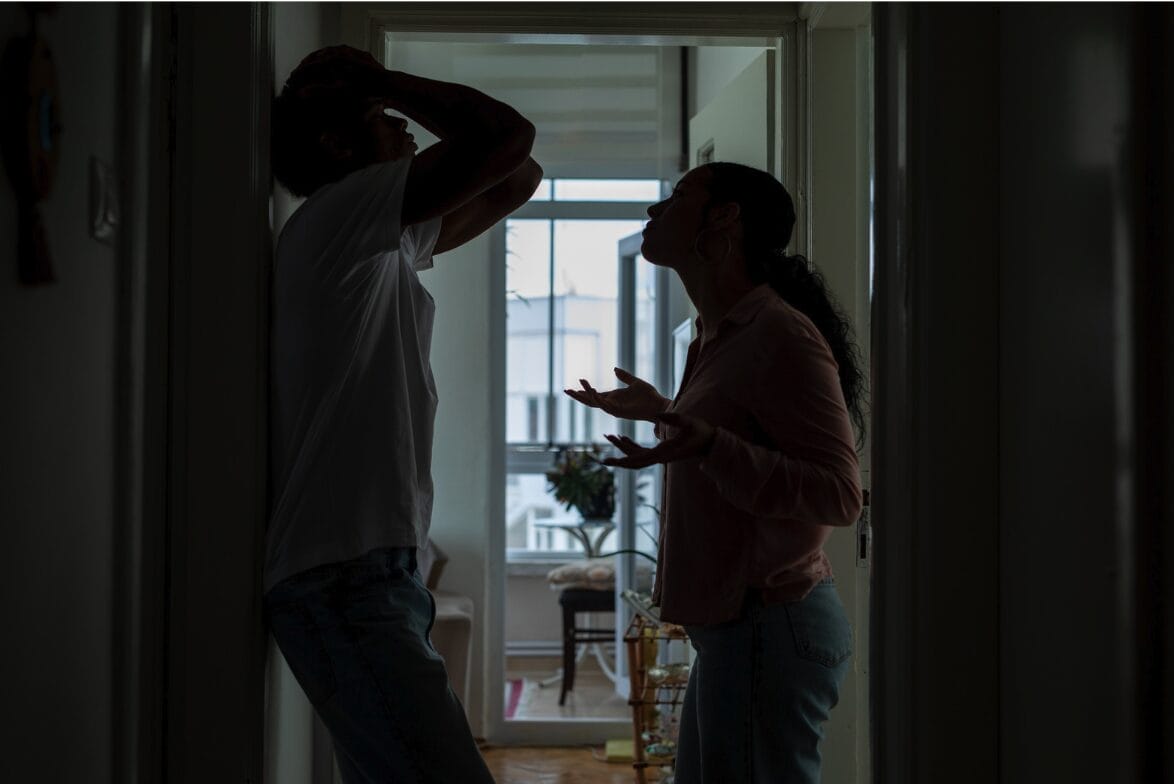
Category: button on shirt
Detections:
[
  {"x1": 265, "y1": 158, "x2": 443, "y2": 593},
  {"x1": 653, "y1": 284, "x2": 863, "y2": 625}
]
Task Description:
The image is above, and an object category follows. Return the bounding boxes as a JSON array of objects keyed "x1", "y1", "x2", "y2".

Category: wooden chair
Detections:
[{"x1": 557, "y1": 587, "x2": 616, "y2": 705}]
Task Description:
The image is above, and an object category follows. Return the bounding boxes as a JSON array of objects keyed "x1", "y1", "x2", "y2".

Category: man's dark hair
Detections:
[{"x1": 272, "y1": 56, "x2": 380, "y2": 198}]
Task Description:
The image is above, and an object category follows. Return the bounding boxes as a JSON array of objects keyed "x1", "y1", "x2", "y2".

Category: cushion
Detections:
[{"x1": 546, "y1": 557, "x2": 653, "y2": 591}]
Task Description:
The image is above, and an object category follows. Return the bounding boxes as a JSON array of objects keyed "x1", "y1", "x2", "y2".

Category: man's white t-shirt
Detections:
[{"x1": 265, "y1": 157, "x2": 443, "y2": 592}]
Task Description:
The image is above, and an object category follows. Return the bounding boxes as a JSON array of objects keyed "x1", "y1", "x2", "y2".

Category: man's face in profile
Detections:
[{"x1": 366, "y1": 102, "x2": 418, "y2": 162}]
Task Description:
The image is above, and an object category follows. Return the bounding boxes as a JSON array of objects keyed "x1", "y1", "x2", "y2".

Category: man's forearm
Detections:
[{"x1": 377, "y1": 70, "x2": 533, "y2": 143}]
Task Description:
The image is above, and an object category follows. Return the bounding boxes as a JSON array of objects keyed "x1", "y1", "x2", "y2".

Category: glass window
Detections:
[
  {"x1": 505, "y1": 220, "x2": 552, "y2": 444},
  {"x1": 553, "y1": 179, "x2": 662, "y2": 202},
  {"x1": 506, "y1": 473, "x2": 617, "y2": 554},
  {"x1": 508, "y1": 219, "x2": 645, "y2": 447},
  {"x1": 505, "y1": 184, "x2": 661, "y2": 560},
  {"x1": 527, "y1": 179, "x2": 553, "y2": 202}
]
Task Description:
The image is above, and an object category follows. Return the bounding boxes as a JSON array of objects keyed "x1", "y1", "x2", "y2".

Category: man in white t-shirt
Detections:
[{"x1": 266, "y1": 46, "x2": 541, "y2": 783}]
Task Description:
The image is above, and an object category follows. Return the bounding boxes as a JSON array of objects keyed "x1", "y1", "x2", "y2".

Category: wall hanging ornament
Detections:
[{"x1": 1, "y1": 5, "x2": 62, "y2": 285}]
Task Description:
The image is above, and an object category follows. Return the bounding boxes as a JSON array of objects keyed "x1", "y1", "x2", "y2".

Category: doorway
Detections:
[{"x1": 343, "y1": 8, "x2": 875, "y2": 779}]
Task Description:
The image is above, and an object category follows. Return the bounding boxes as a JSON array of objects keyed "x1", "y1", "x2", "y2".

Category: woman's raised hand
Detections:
[{"x1": 565, "y1": 367, "x2": 669, "y2": 422}]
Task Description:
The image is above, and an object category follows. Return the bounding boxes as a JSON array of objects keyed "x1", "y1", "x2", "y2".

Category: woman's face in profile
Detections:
[{"x1": 640, "y1": 166, "x2": 713, "y2": 267}]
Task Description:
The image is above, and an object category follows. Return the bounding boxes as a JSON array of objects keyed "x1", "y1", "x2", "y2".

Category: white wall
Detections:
[
  {"x1": 689, "y1": 52, "x2": 772, "y2": 171},
  {"x1": 266, "y1": 5, "x2": 338, "y2": 783},
  {"x1": 0, "y1": 5, "x2": 120, "y2": 782},
  {"x1": 809, "y1": 24, "x2": 872, "y2": 784},
  {"x1": 689, "y1": 45, "x2": 768, "y2": 117},
  {"x1": 272, "y1": 2, "x2": 339, "y2": 232},
  {"x1": 418, "y1": 234, "x2": 496, "y2": 734}
]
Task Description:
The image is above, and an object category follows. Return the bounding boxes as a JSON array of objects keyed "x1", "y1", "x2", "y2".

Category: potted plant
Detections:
[{"x1": 545, "y1": 445, "x2": 616, "y2": 522}]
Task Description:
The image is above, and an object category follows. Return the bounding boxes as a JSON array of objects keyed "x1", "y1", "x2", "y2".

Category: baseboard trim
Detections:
[
  {"x1": 506, "y1": 641, "x2": 562, "y2": 657},
  {"x1": 506, "y1": 640, "x2": 618, "y2": 658}
]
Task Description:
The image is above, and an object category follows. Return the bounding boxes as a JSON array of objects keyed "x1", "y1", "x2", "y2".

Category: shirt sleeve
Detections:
[
  {"x1": 400, "y1": 216, "x2": 444, "y2": 272},
  {"x1": 696, "y1": 326, "x2": 863, "y2": 527},
  {"x1": 294, "y1": 158, "x2": 413, "y2": 266}
]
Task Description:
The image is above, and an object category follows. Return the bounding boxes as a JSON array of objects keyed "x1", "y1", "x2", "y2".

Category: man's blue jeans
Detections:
[
  {"x1": 675, "y1": 579, "x2": 852, "y2": 784},
  {"x1": 265, "y1": 547, "x2": 494, "y2": 784}
]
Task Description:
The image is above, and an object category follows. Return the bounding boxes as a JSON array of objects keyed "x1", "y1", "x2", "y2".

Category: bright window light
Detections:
[
  {"x1": 553, "y1": 179, "x2": 661, "y2": 202},
  {"x1": 527, "y1": 179, "x2": 553, "y2": 201}
]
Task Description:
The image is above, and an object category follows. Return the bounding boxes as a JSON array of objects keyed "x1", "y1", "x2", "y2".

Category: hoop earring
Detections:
[{"x1": 692, "y1": 228, "x2": 732, "y2": 266}]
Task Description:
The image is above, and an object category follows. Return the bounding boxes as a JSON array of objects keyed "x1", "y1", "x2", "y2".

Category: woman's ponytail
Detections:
[
  {"x1": 703, "y1": 162, "x2": 868, "y2": 444},
  {"x1": 760, "y1": 250, "x2": 867, "y2": 444}
]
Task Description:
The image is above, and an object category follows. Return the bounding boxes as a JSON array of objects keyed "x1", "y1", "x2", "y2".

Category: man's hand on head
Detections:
[
  {"x1": 288, "y1": 46, "x2": 387, "y2": 95},
  {"x1": 314, "y1": 45, "x2": 383, "y2": 71}
]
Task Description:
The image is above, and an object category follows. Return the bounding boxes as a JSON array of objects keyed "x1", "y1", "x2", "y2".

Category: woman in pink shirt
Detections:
[{"x1": 567, "y1": 162, "x2": 865, "y2": 783}]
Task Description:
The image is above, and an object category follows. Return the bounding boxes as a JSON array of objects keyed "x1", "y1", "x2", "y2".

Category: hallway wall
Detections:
[
  {"x1": 0, "y1": 5, "x2": 121, "y2": 782},
  {"x1": 266, "y1": 4, "x2": 343, "y2": 782}
]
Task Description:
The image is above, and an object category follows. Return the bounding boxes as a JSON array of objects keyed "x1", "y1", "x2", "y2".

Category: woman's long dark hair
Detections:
[{"x1": 704, "y1": 162, "x2": 868, "y2": 444}]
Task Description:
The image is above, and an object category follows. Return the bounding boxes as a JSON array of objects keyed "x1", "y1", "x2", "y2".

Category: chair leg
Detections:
[{"x1": 560, "y1": 603, "x2": 576, "y2": 706}]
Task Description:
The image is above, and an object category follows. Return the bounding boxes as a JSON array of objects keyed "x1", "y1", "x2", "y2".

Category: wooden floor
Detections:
[
  {"x1": 505, "y1": 655, "x2": 630, "y2": 720},
  {"x1": 480, "y1": 745, "x2": 645, "y2": 784},
  {"x1": 484, "y1": 656, "x2": 652, "y2": 781}
]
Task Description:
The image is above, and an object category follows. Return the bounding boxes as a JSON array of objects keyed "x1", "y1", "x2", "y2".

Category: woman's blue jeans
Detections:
[
  {"x1": 675, "y1": 579, "x2": 852, "y2": 784},
  {"x1": 265, "y1": 547, "x2": 493, "y2": 784}
]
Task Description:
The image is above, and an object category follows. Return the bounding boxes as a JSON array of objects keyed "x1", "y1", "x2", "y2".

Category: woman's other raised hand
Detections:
[{"x1": 564, "y1": 367, "x2": 669, "y2": 422}]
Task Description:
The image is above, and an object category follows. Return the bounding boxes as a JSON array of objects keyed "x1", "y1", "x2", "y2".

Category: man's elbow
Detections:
[
  {"x1": 517, "y1": 158, "x2": 543, "y2": 195},
  {"x1": 495, "y1": 159, "x2": 542, "y2": 212},
  {"x1": 484, "y1": 102, "x2": 535, "y2": 148},
  {"x1": 502, "y1": 119, "x2": 536, "y2": 170},
  {"x1": 516, "y1": 117, "x2": 537, "y2": 151}
]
